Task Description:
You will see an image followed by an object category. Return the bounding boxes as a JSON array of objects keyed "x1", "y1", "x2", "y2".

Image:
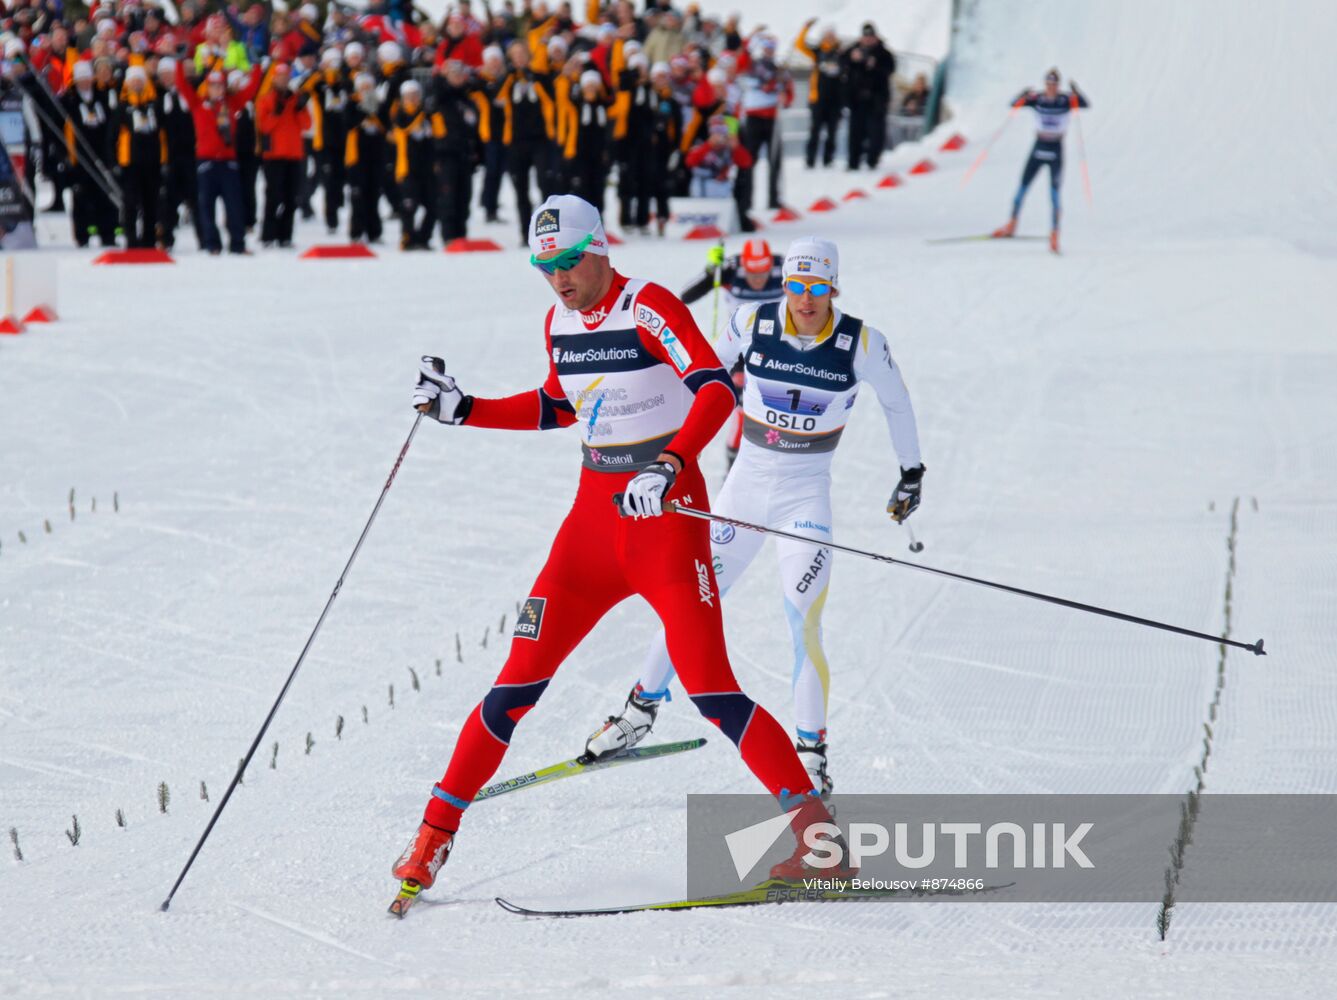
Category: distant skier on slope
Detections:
[
  {"x1": 583, "y1": 236, "x2": 926, "y2": 799},
  {"x1": 680, "y1": 237, "x2": 785, "y2": 467},
  {"x1": 392, "y1": 195, "x2": 843, "y2": 899},
  {"x1": 992, "y1": 68, "x2": 1089, "y2": 254}
]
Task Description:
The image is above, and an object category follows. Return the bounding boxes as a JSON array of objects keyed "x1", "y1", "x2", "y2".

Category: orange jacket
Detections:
[{"x1": 256, "y1": 89, "x2": 311, "y2": 160}]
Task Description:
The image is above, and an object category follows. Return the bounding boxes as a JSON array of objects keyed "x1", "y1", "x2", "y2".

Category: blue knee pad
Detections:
[
  {"x1": 689, "y1": 692, "x2": 757, "y2": 747},
  {"x1": 479, "y1": 679, "x2": 550, "y2": 745}
]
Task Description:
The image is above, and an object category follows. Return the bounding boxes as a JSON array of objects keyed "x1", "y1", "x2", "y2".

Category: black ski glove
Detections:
[{"x1": 887, "y1": 465, "x2": 924, "y2": 523}]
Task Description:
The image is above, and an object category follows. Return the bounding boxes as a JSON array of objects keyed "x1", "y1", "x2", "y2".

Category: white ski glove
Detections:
[
  {"x1": 413, "y1": 355, "x2": 468, "y2": 425},
  {"x1": 620, "y1": 461, "x2": 677, "y2": 518}
]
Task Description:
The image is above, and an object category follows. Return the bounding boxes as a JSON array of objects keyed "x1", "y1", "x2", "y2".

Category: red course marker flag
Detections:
[
  {"x1": 445, "y1": 238, "x2": 504, "y2": 252},
  {"x1": 300, "y1": 244, "x2": 377, "y2": 259}
]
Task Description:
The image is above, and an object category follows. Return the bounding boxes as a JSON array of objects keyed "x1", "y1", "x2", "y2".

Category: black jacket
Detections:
[{"x1": 842, "y1": 40, "x2": 896, "y2": 106}]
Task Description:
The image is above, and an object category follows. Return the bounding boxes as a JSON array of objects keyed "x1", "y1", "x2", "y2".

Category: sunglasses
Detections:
[
  {"x1": 530, "y1": 233, "x2": 594, "y2": 274},
  {"x1": 784, "y1": 278, "x2": 832, "y2": 297}
]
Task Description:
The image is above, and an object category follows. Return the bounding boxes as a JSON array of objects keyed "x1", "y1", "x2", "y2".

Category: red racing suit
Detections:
[{"x1": 421, "y1": 270, "x2": 817, "y2": 833}]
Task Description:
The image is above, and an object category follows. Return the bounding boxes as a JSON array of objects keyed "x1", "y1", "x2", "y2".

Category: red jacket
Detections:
[
  {"x1": 176, "y1": 61, "x2": 262, "y2": 161},
  {"x1": 686, "y1": 139, "x2": 753, "y2": 174},
  {"x1": 435, "y1": 33, "x2": 483, "y2": 68},
  {"x1": 256, "y1": 88, "x2": 311, "y2": 160}
]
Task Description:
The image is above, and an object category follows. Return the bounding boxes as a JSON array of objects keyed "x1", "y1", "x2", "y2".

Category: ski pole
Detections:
[
  {"x1": 15, "y1": 52, "x2": 125, "y2": 211},
  {"x1": 1071, "y1": 92, "x2": 1093, "y2": 206},
  {"x1": 709, "y1": 238, "x2": 725, "y2": 342},
  {"x1": 658, "y1": 500, "x2": 1267, "y2": 657},
  {"x1": 960, "y1": 106, "x2": 1019, "y2": 189},
  {"x1": 904, "y1": 524, "x2": 924, "y2": 553},
  {"x1": 161, "y1": 406, "x2": 431, "y2": 912}
]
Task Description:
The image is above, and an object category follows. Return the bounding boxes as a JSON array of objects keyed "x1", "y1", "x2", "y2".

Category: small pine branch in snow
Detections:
[
  {"x1": 361, "y1": 705, "x2": 368, "y2": 724},
  {"x1": 1156, "y1": 896, "x2": 1173, "y2": 940},
  {"x1": 113, "y1": 492, "x2": 119, "y2": 512},
  {"x1": 435, "y1": 658, "x2": 442, "y2": 677},
  {"x1": 409, "y1": 667, "x2": 420, "y2": 692},
  {"x1": 480, "y1": 626, "x2": 489, "y2": 649},
  {"x1": 237, "y1": 758, "x2": 246, "y2": 784},
  {"x1": 455, "y1": 633, "x2": 462, "y2": 663},
  {"x1": 269, "y1": 742, "x2": 278, "y2": 770},
  {"x1": 335, "y1": 715, "x2": 344, "y2": 741},
  {"x1": 116, "y1": 809, "x2": 126, "y2": 829},
  {"x1": 91, "y1": 496, "x2": 97, "y2": 512},
  {"x1": 18, "y1": 531, "x2": 26, "y2": 544},
  {"x1": 9, "y1": 827, "x2": 21, "y2": 861},
  {"x1": 158, "y1": 782, "x2": 170, "y2": 814},
  {"x1": 43, "y1": 519, "x2": 52, "y2": 534},
  {"x1": 66, "y1": 815, "x2": 81, "y2": 847},
  {"x1": 388, "y1": 684, "x2": 395, "y2": 709},
  {"x1": 305, "y1": 732, "x2": 314, "y2": 756},
  {"x1": 499, "y1": 613, "x2": 506, "y2": 635},
  {"x1": 200, "y1": 781, "x2": 209, "y2": 802}
]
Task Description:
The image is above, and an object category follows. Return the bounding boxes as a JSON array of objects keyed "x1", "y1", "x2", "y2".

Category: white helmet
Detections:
[{"x1": 377, "y1": 40, "x2": 402, "y2": 65}]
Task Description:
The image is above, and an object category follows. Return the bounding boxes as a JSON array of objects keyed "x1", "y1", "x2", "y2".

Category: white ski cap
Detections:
[
  {"x1": 527, "y1": 194, "x2": 609, "y2": 259},
  {"x1": 72, "y1": 60, "x2": 93, "y2": 82},
  {"x1": 783, "y1": 237, "x2": 839, "y2": 286}
]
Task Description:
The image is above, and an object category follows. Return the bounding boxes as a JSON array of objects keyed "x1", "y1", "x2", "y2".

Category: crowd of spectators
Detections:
[{"x1": 0, "y1": 0, "x2": 923, "y2": 252}]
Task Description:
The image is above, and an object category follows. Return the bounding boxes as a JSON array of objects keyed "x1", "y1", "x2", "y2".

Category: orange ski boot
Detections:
[
  {"x1": 991, "y1": 218, "x2": 1017, "y2": 239},
  {"x1": 1049, "y1": 229, "x2": 1060, "y2": 254},
  {"x1": 392, "y1": 820, "x2": 455, "y2": 890},
  {"x1": 769, "y1": 792, "x2": 858, "y2": 882}
]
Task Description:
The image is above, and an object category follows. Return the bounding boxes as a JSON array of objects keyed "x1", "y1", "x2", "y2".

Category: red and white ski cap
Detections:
[
  {"x1": 528, "y1": 194, "x2": 609, "y2": 259},
  {"x1": 740, "y1": 238, "x2": 772, "y2": 274},
  {"x1": 783, "y1": 237, "x2": 839, "y2": 286}
]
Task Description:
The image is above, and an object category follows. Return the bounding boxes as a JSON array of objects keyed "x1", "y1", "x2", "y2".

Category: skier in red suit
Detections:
[{"x1": 393, "y1": 194, "x2": 839, "y2": 895}]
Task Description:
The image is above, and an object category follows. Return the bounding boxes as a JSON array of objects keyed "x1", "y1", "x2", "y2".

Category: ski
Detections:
[
  {"x1": 495, "y1": 877, "x2": 1015, "y2": 917},
  {"x1": 926, "y1": 234, "x2": 1049, "y2": 244},
  {"x1": 386, "y1": 740, "x2": 708, "y2": 918},
  {"x1": 387, "y1": 880, "x2": 422, "y2": 918},
  {"x1": 472, "y1": 738, "x2": 707, "y2": 803}
]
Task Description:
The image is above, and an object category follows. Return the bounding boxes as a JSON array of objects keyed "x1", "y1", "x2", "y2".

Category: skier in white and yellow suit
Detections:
[{"x1": 584, "y1": 237, "x2": 926, "y2": 797}]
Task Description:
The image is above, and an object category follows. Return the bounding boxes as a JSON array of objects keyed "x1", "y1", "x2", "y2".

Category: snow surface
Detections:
[{"x1": 3, "y1": 1, "x2": 1336, "y2": 997}]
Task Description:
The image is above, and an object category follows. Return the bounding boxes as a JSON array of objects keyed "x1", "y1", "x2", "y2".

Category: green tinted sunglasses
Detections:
[
  {"x1": 530, "y1": 233, "x2": 595, "y2": 274},
  {"x1": 785, "y1": 278, "x2": 832, "y2": 297}
]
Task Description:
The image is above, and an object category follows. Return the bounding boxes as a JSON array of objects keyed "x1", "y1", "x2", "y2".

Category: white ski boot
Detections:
[
  {"x1": 583, "y1": 686, "x2": 661, "y2": 762},
  {"x1": 796, "y1": 734, "x2": 833, "y2": 800}
]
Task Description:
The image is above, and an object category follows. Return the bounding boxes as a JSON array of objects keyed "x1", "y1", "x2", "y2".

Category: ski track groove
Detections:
[{"x1": 230, "y1": 902, "x2": 403, "y2": 970}]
